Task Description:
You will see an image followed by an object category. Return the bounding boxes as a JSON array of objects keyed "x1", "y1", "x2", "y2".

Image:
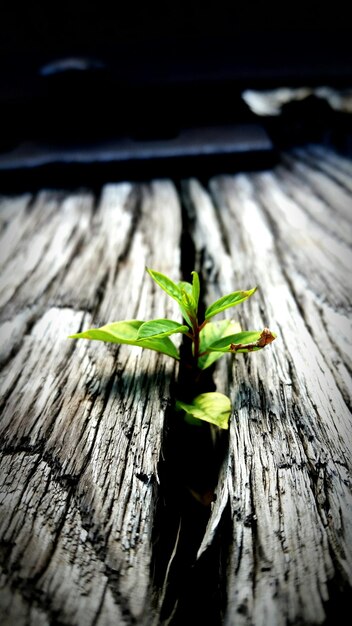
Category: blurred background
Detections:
[{"x1": 1, "y1": 1, "x2": 351, "y2": 188}]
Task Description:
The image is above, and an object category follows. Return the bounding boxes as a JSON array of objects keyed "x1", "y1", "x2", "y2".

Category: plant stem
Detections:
[
  {"x1": 190, "y1": 316, "x2": 208, "y2": 369},
  {"x1": 192, "y1": 322, "x2": 200, "y2": 368},
  {"x1": 198, "y1": 320, "x2": 208, "y2": 333}
]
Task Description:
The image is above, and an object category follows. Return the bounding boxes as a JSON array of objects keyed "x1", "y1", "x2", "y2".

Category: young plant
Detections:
[{"x1": 69, "y1": 269, "x2": 276, "y2": 429}]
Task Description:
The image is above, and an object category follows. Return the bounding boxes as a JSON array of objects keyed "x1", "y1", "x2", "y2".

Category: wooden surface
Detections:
[{"x1": 0, "y1": 145, "x2": 351, "y2": 625}]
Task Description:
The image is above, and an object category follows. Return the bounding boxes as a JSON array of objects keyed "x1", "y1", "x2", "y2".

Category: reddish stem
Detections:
[
  {"x1": 193, "y1": 326, "x2": 200, "y2": 366},
  {"x1": 198, "y1": 319, "x2": 209, "y2": 333}
]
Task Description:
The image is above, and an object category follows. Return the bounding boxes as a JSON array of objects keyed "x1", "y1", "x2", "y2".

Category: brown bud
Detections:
[{"x1": 257, "y1": 328, "x2": 276, "y2": 347}]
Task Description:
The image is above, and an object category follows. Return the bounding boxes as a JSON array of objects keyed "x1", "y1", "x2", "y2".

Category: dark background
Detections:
[{"x1": 1, "y1": 1, "x2": 351, "y2": 185}]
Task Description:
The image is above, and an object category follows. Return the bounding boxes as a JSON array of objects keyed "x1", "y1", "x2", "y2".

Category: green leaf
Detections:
[
  {"x1": 177, "y1": 281, "x2": 196, "y2": 325},
  {"x1": 146, "y1": 269, "x2": 195, "y2": 326},
  {"x1": 136, "y1": 319, "x2": 189, "y2": 340},
  {"x1": 69, "y1": 320, "x2": 180, "y2": 359},
  {"x1": 176, "y1": 392, "x2": 231, "y2": 430},
  {"x1": 207, "y1": 329, "x2": 276, "y2": 353},
  {"x1": 180, "y1": 288, "x2": 195, "y2": 313},
  {"x1": 191, "y1": 271, "x2": 200, "y2": 310},
  {"x1": 205, "y1": 287, "x2": 257, "y2": 320},
  {"x1": 178, "y1": 280, "x2": 193, "y2": 298},
  {"x1": 198, "y1": 320, "x2": 241, "y2": 369},
  {"x1": 147, "y1": 268, "x2": 182, "y2": 303}
]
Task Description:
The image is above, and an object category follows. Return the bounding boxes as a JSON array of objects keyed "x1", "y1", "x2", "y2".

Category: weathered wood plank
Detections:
[
  {"x1": 294, "y1": 145, "x2": 352, "y2": 194},
  {"x1": 183, "y1": 146, "x2": 352, "y2": 625},
  {"x1": 0, "y1": 181, "x2": 182, "y2": 625},
  {"x1": 1, "y1": 145, "x2": 351, "y2": 626}
]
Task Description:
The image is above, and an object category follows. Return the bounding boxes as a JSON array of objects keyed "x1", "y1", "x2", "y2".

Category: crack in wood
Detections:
[
  {"x1": 1, "y1": 151, "x2": 351, "y2": 625},
  {"x1": 149, "y1": 185, "x2": 231, "y2": 626}
]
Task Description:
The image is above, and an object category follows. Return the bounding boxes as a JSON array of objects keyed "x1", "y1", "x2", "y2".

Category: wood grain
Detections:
[
  {"x1": 0, "y1": 181, "x2": 182, "y2": 625},
  {"x1": 1, "y1": 146, "x2": 351, "y2": 625},
  {"x1": 182, "y1": 149, "x2": 352, "y2": 625}
]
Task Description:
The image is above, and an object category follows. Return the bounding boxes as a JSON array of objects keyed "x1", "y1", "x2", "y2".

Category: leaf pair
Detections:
[
  {"x1": 147, "y1": 268, "x2": 200, "y2": 326},
  {"x1": 147, "y1": 268, "x2": 256, "y2": 326},
  {"x1": 69, "y1": 320, "x2": 182, "y2": 360}
]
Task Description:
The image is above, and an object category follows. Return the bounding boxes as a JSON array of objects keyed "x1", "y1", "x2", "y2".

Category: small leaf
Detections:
[
  {"x1": 205, "y1": 287, "x2": 257, "y2": 320},
  {"x1": 178, "y1": 281, "x2": 193, "y2": 298},
  {"x1": 146, "y1": 269, "x2": 195, "y2": 326},
  {"x1": 198, "y1": 320, "x2": 241, "y2": 369},
  {"x1": 147, "y1": 268, "x2": 183, "y2": 303},
  {"x1": 69, "y1": 320, "x2": 180, "y2": 359},
  {"x1": 207, "y1": 329, "x2": 276, "y2": 353},
  {"x1": 181, "y1": 289, "x2": 195, "y2": 313},
  {"x1": 176, "y1": 392, "x2": 231, "y2": 430},
  {"x1": 179, "y1": 306, "x2": 193, "y2": 327},
  {"x1": 137, "y1": 319, "x2": 189, "y2": 340},
  {"x1": 178, "y1": 281, "x2": 196, "y2": 325},
  {"x1": 191, "y1": 271, "x2": 200, "y2": 310},
  {"x1": 207, "y1": 330, "x2": 261, "y2": 351}
]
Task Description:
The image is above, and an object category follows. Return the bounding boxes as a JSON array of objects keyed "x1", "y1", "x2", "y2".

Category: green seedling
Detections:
[{"x1": 69, "y1": 268, "x2": 276, "y2": 429}]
